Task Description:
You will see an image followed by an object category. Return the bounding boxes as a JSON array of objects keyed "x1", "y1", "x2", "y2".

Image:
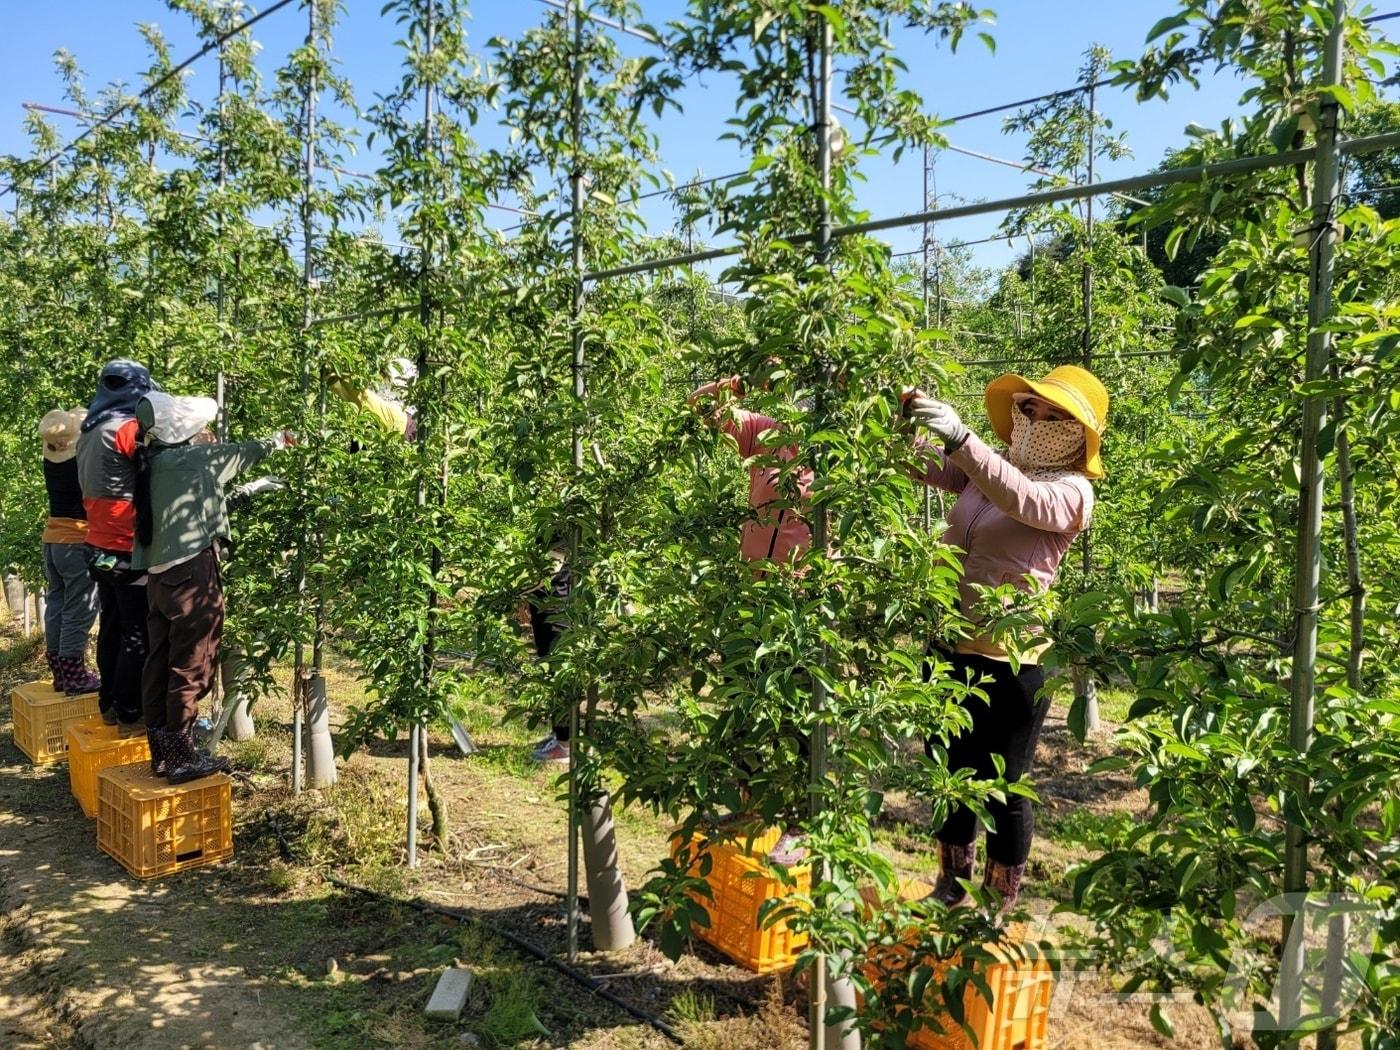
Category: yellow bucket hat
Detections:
[{"x1": 984, "y1": 364, "x2": 1109, "y2": 479}]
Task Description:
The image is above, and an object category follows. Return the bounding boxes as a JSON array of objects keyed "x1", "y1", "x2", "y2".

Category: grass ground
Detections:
[{"x1": 0, "y1": 622, "x2": 1238, "y2": 1049}]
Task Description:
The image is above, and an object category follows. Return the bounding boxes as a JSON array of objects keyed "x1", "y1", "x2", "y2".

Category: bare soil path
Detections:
[{"x1": 2, "y1": 628, "x2": 1233, "y2": 1049}]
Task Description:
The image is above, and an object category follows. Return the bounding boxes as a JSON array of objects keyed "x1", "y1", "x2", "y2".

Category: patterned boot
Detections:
[
  {"x1": 160, "y1": 727, "x2": 230, "y2": 785},
  {"x1": 59, "y1": 655, "x2": 101, "y2": 696},
  {"x1": 45, "y1": 650, "x2": 61, "y2": 691},
  {"x1": 982, "y1": 858, "x2": 1027, "y2": 915},
  {"x1": 146, "y1": 728, "x2": 168, "y2": 778},
  {"x1": 930, "y1": 841, "x2": 977, "y2": 907}
]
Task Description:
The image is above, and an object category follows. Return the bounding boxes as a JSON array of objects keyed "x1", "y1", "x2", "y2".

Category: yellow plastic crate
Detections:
[
  {"x1": 66, "y1": 720, "x2": 151, "y2": 818},
  {"x1": 864, "y1": 924, "x2": 1053, "y2": 1050},
  {"x1": 9, "y1": 681, "x2": 100, "y2": 764},
  {"x1": 671, "y1": 826, "x2": 811, "y2": 973},
  {"x1": 96, "y1": 763, "x2": 232, "y2": 879}
]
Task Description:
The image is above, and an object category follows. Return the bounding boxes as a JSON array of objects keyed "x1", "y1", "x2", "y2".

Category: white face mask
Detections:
[{"x1": 1008, "y1": 410, "x2": 1086, "y2": 470}]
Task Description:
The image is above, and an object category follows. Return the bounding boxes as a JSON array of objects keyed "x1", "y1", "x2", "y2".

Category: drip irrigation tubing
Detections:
[
  {"x1": 0, "y1": 0, "x2": 297, "y2": 196},
  {"x1": 323, "y1": 873, "x2": 682, "y2": 1043}
]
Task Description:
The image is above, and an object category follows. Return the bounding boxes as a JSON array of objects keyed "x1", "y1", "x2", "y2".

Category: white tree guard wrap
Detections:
[
  {"x1": 580, "y1": 791, "x2": 636, "y2": 951},
  {"x1": 303, "y1": 672, "x2": 338, "y2": 789}
]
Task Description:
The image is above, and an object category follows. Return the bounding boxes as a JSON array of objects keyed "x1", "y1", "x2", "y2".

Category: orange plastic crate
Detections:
[
  {"x1": 9, "y1": 681, "x2": 100, "y2": 764},
  {"x1": 66, "y1": 720, "x2": 151, "y2": 818},
  {"x1": 96, "y1": 763, "x2": 233, "y2": 879},
  {"x1": 865, "y1": 931, "x2": 1053, "y2": 1050},
  {"x1": 671, "y1": 826, "x2": 811, "y2": 973}
]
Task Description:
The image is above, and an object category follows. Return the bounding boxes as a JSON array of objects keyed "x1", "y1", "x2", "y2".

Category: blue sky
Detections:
[{"x1": 1, "y1": 2, "x2": 1391, "y2": 273}]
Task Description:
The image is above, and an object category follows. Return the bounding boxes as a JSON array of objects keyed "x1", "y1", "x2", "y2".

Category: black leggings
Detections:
[
  {"x1": 91, "y1": 555, "x2": 149, "y2": 723},
  {"x1": 529, "y1": 602, "x2": 570, "y2": 742},
  {"x1": 925, "y1": 651, "x2": 1049, "y2": 866}
]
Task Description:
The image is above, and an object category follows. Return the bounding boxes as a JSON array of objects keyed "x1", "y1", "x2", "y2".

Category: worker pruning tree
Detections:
[
  {"x1": 606, "y1": 2, "x2": 1073, "y2": 1045},
  {"x1": 319, "y1": 0, "x2": 510, "y2": 848},
  {"x1": 1059, "y1": 2, "x2": 1400, "y2": 1046}
]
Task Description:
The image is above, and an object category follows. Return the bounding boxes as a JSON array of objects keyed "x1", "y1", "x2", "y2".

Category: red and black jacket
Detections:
[{"x1": 76, "y1": 415, "x2": 141, "y2": 553}]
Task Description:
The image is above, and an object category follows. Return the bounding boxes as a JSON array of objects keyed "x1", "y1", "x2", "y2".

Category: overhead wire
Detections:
[
  {"x1": 535, "y1": 0, "x2": 658, "y2": 43},
  {"x1": 0, "y1": 0, "x2": 298, "y2": 197}
]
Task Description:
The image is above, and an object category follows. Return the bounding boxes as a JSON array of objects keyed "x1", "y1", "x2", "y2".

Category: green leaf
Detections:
[
  {"x1": 1067, "y1": 693, "x2": 1089, "y2": 743},
  {"x1": 1150, "y1": 1004, "x2": 1175, "y2": 1038}
]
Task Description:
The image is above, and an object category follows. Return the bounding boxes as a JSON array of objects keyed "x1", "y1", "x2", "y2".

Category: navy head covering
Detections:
[{"x1": 82, "y1": 360, "x2": 159, "y2": 432}]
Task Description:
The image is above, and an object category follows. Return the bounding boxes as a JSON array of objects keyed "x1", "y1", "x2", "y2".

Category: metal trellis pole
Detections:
[
  {"x1": 1076, "y1": 79, "x2": 1100, "y2": 735},
  {"x1": 808, "y1": 17, "x2": 863, "y2": 1050},
  {"x1": 1281, "y1": 0, "x2": 1347, "y2": 1040},
  {"x1": 407, "y1": 723, "x2": 421, "y2": 867},
  {"x1": 215, "y1": 35, "x2": 228, "y2": 443},
  {"x1": 291, "y1": 0, "x2": 318, "y2": 796},
  {"x1": 565, "y1": 0, "x2": 586, "y2": 966},
  {"x1": 407, "y1": 0, "x2": 439, "y2": 871},
  {"x1": 921, "y1": 145, "x2": 933, "y2": 531}
]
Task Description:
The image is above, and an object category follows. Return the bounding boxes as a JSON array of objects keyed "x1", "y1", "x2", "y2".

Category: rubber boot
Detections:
[
  {"x1": 160, "y1": 727, "x2": 230, "y2": 785},
  {"x1": 930, "y1": 840, "x2": 976, "y2": 907},
  {"x1": 45, "y1": 650, "x2": 61, "y2": 692},
  {"x1": 60, "y1": 655, "x2": 100, "y2": 695},
  {"x1": 147, "y1": 728, "x2": 168, "y2": 778},
  {"x1": 982, "y1": 858, "x2": 1026, "y2": 915}
]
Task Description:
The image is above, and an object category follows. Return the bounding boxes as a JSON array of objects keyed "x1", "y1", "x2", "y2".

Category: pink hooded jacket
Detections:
[
  {"x1": 918, "y1": 431, "x2": 1094, "y2": 661},
  {"x1": 721, "y1": 408, "x2": 813, "y2": 566}
]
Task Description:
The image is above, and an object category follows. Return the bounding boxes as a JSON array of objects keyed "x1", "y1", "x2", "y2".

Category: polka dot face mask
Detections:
[{"x1": 1008, "y1": 409, "x2": 1086, "y2": 471}]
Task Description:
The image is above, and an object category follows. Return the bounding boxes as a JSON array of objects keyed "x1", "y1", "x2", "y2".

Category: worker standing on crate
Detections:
[
  {"x1": 905, "y1": 365, "x2": 1109, "y2": 912},
  {"x1": 687, "y1": 368, "x2": 814, "y2": 866},
  {"x1": 131, "y1": 392, "x2": 293, "y2": 784},
  {"x1": 77, "y1": 360, "x2": 161, "y2": 734},
  {"x1": 39, "y1": 407, "x2": 102, "y2": 695}
]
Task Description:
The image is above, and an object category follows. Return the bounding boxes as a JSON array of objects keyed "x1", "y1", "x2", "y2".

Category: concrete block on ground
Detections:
[{"x1": 425, "y1": 967, "x2": 473, "y2": 1020}]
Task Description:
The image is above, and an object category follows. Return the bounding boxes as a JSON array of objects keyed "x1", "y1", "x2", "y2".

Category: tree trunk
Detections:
[{"x1": 418, "y1": 728, "x2": 448, "y2": 849}]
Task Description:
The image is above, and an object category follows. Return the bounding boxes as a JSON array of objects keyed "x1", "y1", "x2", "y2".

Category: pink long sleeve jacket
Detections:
[
  {"x1": 918, "y1": 432, "x2": 1094, "y2": 661},
  {"x1": 720, "y1": 408, "x2": 813, "y2": 566}
]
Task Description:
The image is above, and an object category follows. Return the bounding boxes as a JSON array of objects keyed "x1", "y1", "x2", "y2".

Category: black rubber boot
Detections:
[
  {"x1": 160, "y1": 727, "x2": 230, "y2": 785},
  {"x1": 146, "y1": 728, "x2": 168, "y2": 777}
]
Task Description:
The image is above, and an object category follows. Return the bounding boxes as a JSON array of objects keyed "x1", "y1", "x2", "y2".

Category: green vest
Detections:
[{"x1": 131, "y1": 439, "x2": 273, "y2": 571}]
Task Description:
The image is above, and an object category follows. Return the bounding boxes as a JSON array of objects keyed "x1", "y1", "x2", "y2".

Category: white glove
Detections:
[
  {"x1": 906, "y1": 396, "x2": 970, "y2": 450},
  {"x1": 269, "y1": 430, "x2": 297, "y2": 450},
  {"x1": 240, "y1": 476, "x2": 286, "y2": 498},
  {"x1": 228, "y1": 475, "x2": 286, "y2": 512}
]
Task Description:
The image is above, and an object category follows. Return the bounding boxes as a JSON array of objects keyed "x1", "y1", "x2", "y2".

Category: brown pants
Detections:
[{"x1": 142, "y1": 548, "x2": 224, "y2": 734}]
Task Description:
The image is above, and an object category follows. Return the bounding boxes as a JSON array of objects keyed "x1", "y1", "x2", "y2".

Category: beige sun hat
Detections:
[{"x1": 39, "y1": 408, "x2": 85, "y2": 463}]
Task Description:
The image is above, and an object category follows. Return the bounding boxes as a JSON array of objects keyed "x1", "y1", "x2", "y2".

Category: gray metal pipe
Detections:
[
  {"x1": 565, "y1": 0, "x2": 587, "y2": 967},
  {"x1": 1076, "y1": 80, "x2": 1101, "y2": 736},
  {"x1": 1280, "y1": 1, "x2": 1347, "y2": 1041},
  {"x1": 810, "y1": 16, "x2": 862, "y2": 1050},
  {"x1": 291, "y1": 0, "x2": 319, "y2": 797},
  {"x1": 407, "y1": 722, "x2": 421, "y2": 868},
  {"x1": 585, "y1": 132, "x2": 1400, "y2": 284}
]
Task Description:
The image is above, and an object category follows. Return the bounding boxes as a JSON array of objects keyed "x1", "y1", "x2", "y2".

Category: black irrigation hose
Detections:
[{"x1": 324, "y1": 873, "x2": 683, "y2": 1043}]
